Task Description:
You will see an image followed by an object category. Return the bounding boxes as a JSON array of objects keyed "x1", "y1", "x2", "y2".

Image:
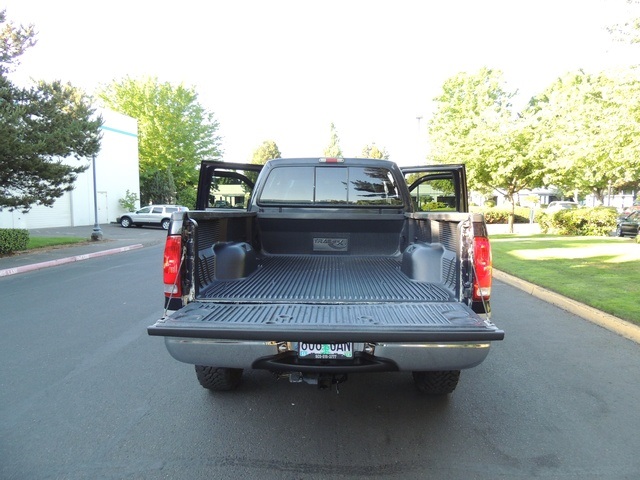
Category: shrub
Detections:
[
  {"x1": 0, "y1": 228, "x2": 29, "y2": 255},
  {"x1": 472, "y1": 206, "x2": 531, "y2": 224},
  {"x1": 538, "y1": 207, "x2": 618, "y2": 236},
  {"x1": 421, "y1": 201, "x2": 451, "y2": 211},
  {"x1": 118, "y1": 189, "x2": 139, "y2": 212}
]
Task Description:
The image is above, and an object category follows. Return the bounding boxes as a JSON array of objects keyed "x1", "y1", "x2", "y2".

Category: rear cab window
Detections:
[{"x1": 259, "y1": 166, "x2": 402, "y2": 207}]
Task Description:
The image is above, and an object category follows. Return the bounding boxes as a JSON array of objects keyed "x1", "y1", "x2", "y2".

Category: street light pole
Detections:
[{"x1": 90, "y1": 154, "x2": 103, "y2": 241}]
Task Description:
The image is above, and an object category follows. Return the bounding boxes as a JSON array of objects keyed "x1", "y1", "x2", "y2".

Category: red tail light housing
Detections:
[
  {"x1": 163, "y1": 235, "x2": 182, "y2": 298},
  {"x1": 473, "y1": 236, "x2": 492, "y2": 302}
]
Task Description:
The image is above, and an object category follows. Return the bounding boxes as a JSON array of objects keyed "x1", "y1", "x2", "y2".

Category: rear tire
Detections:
[
  {"x1": 195, "y1": 366, "x2": 243, "y2": 391},
  {"x1": 161, "y1": 218, "x2": 171, "y2": 230},
  {"x1": 412, "y1": 370, "x2": 460, "y2": 395}
]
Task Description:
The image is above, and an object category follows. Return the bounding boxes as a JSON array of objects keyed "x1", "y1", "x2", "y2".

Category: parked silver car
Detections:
[
  {"x1": 546, "y1": 201, "x2": 579, "y2": 213},
  {"x1": 117, "y1": 205, "x2": 189, "y2": 230}
]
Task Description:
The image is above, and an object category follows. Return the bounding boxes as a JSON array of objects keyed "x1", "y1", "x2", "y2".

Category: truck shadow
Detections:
[{"x1": 191, "y1": 370, "x2": 479, "y2": 478}]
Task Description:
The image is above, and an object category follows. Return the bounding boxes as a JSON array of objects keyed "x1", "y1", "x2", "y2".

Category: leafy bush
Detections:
[
  {"x1": 471, "y1": 206, "x2": 531, "y2": 224},
  {"x1": 536, "y1": 209, "x2": 554, "y2": 232},
  {"x1": 538, "y1": 207, "x2": 618, "y2": 236},
  {"x1": 0, "y1": 228, "x2": 29, "y2": 255},
  {"x1": 118, "y1": 189, "x2": 139, "y2": 212},
  {"x1": 420, "y1": 201, "x2": 452, "y2": 211}
]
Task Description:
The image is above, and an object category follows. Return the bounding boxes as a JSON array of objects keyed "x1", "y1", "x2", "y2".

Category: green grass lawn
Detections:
[
  {"x1": 491, "y1": 234, "x2": 640, "y2": 325},
  {"x1": 27, "y1": 236, "x2": 87, "y2": 250}
]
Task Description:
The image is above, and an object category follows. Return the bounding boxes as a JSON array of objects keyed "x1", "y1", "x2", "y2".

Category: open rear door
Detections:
[
  {"x1": 401, "y1": 164, "x2": 468, "y2": 213},
  {"x1": 196, "y1": 161, "x2": 265, "y2": 211}
]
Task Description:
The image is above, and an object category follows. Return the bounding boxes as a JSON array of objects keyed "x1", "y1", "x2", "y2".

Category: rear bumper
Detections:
[{"x1": 162, "y1": 338, "x2": 492, "y2": 372}]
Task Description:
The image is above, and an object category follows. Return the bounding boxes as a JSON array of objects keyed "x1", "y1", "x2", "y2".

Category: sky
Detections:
[{"x1": 3, "y1": 0, "x2": 637, "y2": 166}]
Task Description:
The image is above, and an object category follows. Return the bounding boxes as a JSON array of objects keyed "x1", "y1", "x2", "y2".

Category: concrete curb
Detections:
[
  {"x1": 494, "y1": 269, "x2": 640, "y2": 345},
  {"x1": 0, "y1": 244, "x2": 144, "y2": 278}
]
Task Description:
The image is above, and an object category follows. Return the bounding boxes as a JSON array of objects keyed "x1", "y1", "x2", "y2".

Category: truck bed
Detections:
[{"x1": 149, "y1": 255, "x2": 504, "y2": 343}]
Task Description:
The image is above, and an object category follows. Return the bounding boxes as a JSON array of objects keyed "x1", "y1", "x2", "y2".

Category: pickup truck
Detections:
[{"x1": 148, "y1": 157, "x2": 504, "y2": 394}]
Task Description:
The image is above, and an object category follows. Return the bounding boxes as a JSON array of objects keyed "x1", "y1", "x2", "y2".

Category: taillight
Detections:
[
  {"x1": 473, "y1": 236, "x2": 492, "y2": 301},
  {"x1": 163, "y1": 235, "x2": 182, "y2": 297}
]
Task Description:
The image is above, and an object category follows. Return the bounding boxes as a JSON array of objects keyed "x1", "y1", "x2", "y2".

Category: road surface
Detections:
[{"x1": 1, "y1": 244, "x2": 639, "y2": 479}]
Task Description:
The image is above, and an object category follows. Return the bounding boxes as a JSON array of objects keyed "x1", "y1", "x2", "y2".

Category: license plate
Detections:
[{"x1": 298, "y1": 342, "x2": 353, "y2": 359}]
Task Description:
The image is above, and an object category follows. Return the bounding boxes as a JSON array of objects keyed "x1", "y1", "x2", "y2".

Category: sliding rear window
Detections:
[{"x1": 259, "y1": 166, "x2": 402, "y2": 206}]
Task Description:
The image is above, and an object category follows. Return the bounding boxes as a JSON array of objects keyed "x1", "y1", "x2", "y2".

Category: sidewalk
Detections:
[{"x1": 0, "y1": 223, "x2": 166, "y2": 276}]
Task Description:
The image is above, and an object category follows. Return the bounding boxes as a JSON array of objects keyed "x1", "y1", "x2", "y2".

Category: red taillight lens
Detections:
[
  {"x1": 473, "y1": 236, "x2": 492, "y2": 301},
  {"x1": 163, "y1": 235, "x2": 182, "y2": 297}
]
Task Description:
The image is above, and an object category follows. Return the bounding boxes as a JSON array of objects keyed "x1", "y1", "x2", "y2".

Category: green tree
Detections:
[
  {"x1": 97, "y1": 76, "x2": 221, "y2": 205},
  {"x1": 0, "y1": 10, "x2": 102, "y2": 212},
  {"x1": 526, "y1": 70, "x2": 640, "y2": 204},
  {"x1": 251, "y1": 140, "x2": 281, "y2": 165},
  {"x1": 146, "y1": 168, "x2": 176, "y2": 205},
  {"x1": 233, "y1": 140, "x2": 282, "y2": 194},
  {"x1": 0, "y1": 10, "x2": 36, "y2": 73},
  {"x1": 429, "y1": 68, "x2": 545, "y2": 230},
  {"x1": 324, "y1": 122, "x2": 342, "y2": 157},
  {"x1": 361, "y1": 143, "x2": 389, "y2": 159}
]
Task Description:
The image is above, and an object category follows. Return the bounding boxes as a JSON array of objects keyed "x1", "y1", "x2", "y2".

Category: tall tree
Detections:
[
  {"x1": 0, "y1": 10, "x2": 36, "y2": 75},
  {"x1": 361, "y1": 143, "x2": 389, "y2": 159},
  {"x1": 251, "y1": 140, "x2": 281, "y2": 165},
  {"x1": 429, "y1": 68, "x2": 545, "y2": 230},
  {"x1": 324, "y1": 122, "x2": 342, "y2": 157},
  {"x1": 0, "y1": 10, "x2": 102, "y2": 212},
  {"x1": 97, "y1": 76, "x2": 222, "y2": 206},
  {"x1": 526, "y1": 70, "x2": 640, "y2": 204},
  {"x1": 146, "y1": 169, "x2": 176, "y2": 204},
  {"x1": 235, "y1": 140, "x2": 282, "y2": 193}
]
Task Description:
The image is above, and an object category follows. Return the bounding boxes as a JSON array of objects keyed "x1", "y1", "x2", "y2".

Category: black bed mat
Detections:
[{"x1": 198, "y1": 255, "x2": 452, "y2": 303}]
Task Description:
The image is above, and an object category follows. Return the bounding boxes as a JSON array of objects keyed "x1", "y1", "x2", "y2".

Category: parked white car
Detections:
[
  {"x1": 546, "y1": 201, "x2": 579, "y2": 213},
  {"x1": 117, "y1": 205, "x2": 189, "y2": 230}
]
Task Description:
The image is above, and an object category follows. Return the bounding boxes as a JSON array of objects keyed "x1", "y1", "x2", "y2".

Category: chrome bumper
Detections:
[{"x1": 164, "y1": 338, "x2": 492, "y2": 371}]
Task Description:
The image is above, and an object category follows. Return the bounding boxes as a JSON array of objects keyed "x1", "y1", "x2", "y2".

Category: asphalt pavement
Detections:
[{"x1": 2, "y1": 222, "x2": 639, "y2": 345}]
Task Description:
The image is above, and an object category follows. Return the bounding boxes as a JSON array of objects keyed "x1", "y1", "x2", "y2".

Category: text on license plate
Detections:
[{"x1": 298, "y1": 342, "x2": 353, "y2": 359}]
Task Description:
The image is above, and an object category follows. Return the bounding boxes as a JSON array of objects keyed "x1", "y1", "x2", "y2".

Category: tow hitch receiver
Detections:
[{"x1": 288, "y1": 372, "x2": 348, "y2": 391}]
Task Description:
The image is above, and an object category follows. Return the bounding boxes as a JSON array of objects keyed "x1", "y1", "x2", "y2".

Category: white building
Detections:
[{"x1": 0, "y1": 108, "x2": 139, "y2": 229}]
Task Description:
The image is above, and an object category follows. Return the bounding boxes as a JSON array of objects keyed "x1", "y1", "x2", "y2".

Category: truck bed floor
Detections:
[{"x1": 199, "y1": 255, "x2": 452, "y2": 303}]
